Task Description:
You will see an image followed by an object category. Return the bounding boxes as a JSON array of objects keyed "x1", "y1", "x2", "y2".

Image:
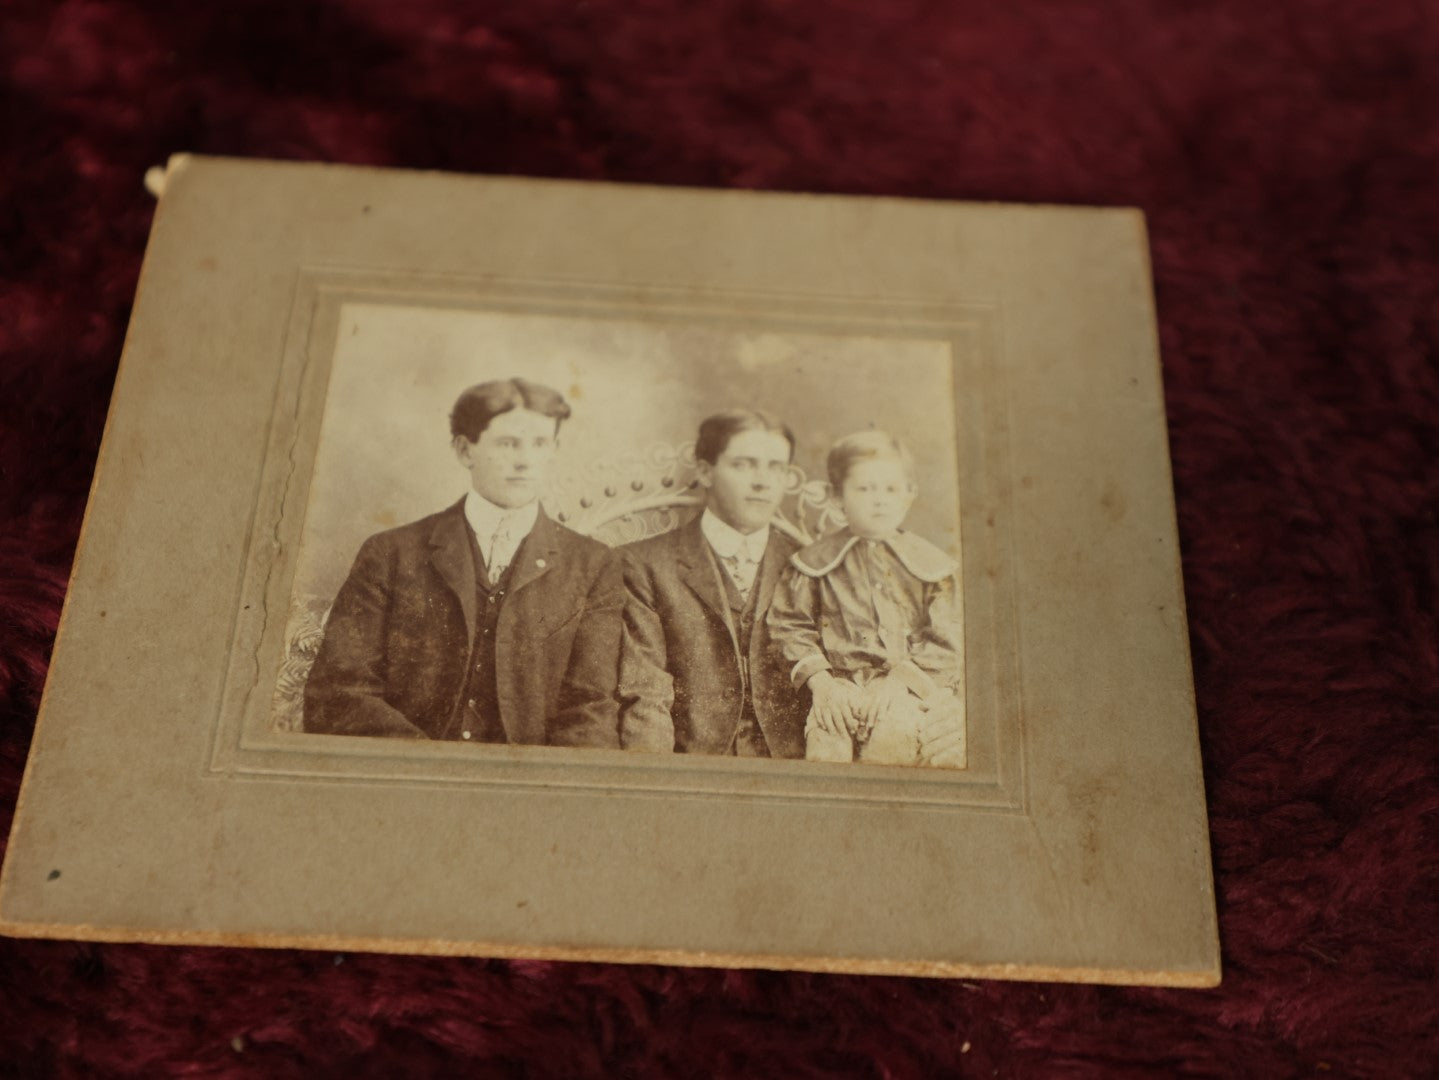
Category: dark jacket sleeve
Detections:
[
  {"x1": 302, "y1": 536, "x2": 428, "y2": 738},
  {"x1": 617, "y1": 549, "x2": 677, "y2": 751},
  {"x1": 548, "y1": 547, "x2": 624, "y2": 748},
  {"x1": 895, "y1": 573, "x2": 963, "y2": 696},
  {"x1": 765, "y1": 565, "x2": 831, "y2": 690}
]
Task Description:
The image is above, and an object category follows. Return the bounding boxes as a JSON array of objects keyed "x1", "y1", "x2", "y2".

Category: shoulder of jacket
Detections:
[
  {"x1": 618, "y1": 520, "x2": 695, "y2": 561},
  {"x1": 545, "y1": 518, "x2": 616, "y2": 563},
  {"x1": 770, "y1": 527, "x2": 804, "y2": 557},
  {"x1": 362, "y1": 505, "x2": 457, "y2": 553}
]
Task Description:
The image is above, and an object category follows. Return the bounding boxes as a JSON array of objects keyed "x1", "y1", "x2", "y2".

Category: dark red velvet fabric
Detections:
[{"x1": 2, "y1": 1, "x2": 1436, "y2": 1075}]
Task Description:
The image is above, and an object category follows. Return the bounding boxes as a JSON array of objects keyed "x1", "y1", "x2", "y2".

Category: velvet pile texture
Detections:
[{"x1": 2, "y1": 1, "x2": 1436, "y2": 1075}]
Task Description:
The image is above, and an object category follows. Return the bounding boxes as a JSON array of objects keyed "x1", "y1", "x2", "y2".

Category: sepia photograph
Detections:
[
  {"x1": 273, "y1": 303, "x2": 967, "y2": 769},
  {"x1": 0, "y1": 159, "x2": 1220, "y2": 988}
]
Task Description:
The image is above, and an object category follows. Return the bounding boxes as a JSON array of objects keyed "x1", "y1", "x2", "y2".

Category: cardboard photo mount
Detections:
[{"x1": 0, "y1": 156, "x2": 1219, "y2": 986}]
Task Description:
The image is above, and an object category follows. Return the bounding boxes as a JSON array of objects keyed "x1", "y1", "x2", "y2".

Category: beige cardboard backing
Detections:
[{"x1": 0, "y1": 156, "x2": 1218, "y2": 986}]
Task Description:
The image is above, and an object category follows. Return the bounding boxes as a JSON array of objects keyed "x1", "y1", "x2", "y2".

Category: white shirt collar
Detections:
[
  {"x1": 700, "y1": 508, "x2": 769, "y2": 563},
  {"x1": 464, "y1": 490, "x2": 539, "y2": 544}
]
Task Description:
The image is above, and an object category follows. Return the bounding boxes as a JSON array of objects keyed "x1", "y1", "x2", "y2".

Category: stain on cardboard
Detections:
[
  {"x1": 1065, "y1": 776, "x2": 1115, "y2": 887},
  {"x1": 1099, "y1": 481, "x2": 1126, "y2": 523}
]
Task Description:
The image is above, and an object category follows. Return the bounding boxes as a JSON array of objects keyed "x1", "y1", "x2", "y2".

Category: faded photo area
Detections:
[{"x1": 273, "y1": 303, "x2": 966, "y2": 769}]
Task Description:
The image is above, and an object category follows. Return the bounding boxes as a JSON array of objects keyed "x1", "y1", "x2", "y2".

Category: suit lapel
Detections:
[
  {"x1": 429, "y1": 499, "x2": 478, "y2": 650},
  {"x1": 505, "y1": 507, "x2": 560, "y2": 598},
  {"x1": 678, "y1": 517, "x2": 739, "y2": 653},
  {"x1": 751, "y1": 532, "x2": 790, "y2": 635}
]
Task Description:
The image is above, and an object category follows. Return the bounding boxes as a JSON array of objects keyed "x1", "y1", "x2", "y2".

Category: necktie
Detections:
[
  {"x1": 488, "y1": 518, "x2": 515, "y2": 581},
  {"x1": 723, "y1": 550, "x2": 760, "y2": 599}
]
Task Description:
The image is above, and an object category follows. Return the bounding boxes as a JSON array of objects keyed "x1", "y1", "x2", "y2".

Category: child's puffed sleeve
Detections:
[
  {"x1": 897, "y1": 572, "x2": 963, "y2": 694},
  {"x1": 764, "y1": 564, "x2": 831, "y2": 690}
]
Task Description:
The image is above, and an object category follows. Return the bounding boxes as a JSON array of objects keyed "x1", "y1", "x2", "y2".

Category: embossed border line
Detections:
[{"x1": 207, "y1": 267, "x2": 1025, "y2": 813}]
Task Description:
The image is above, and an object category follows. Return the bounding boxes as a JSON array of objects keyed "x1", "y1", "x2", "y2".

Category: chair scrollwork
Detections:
[{"x1": 547, "y1": 441, "x2": 844, "y2": 547}]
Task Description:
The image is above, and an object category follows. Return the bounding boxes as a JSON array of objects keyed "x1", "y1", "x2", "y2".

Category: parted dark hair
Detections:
[
  {"x1": 826, "y1": 429, "x2": 917, "y2": 490},
  {"x1": 449, "y1": 378, "x2": 572, "y2": 441},
  {"x1": 693, "y1": 409, "x2": 796, "y2": 465}
]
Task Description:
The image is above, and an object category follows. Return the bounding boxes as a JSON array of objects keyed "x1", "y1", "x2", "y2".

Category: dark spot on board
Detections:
[
  {"x1": 47, "y1": 869, "x2": 61, "y2": 881},
  {"x1": 1066, "y1": 776, "x2": 1114, "y2": 886},
  {"x1": 98, "y1": 611, "x2": 106, "y2": 618},
  {"x1": 361, "y1": 205, "x2": 371, "y2": 214},
  {"x1": 985, "y1": 512, "x2": 995, "y2": 527},
  {"x1": 516, "y1": 900, "x2": 528, "y2": 909},
  {"x1": 1020, "y1": 476, "x2": 1033, "y2": 489},
  {"x1": 1099, "y1": 482, "x2": 1127, "y2": 523},
  {"x1": 198, "y1": 257, "x2": 218, "y2": 272}
]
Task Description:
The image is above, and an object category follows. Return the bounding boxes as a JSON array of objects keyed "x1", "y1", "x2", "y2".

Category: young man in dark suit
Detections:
[
  {"x1": 303, "y1": 378, "x2": 621, "y2": 746},
  {"x1": 618, "y1": 410, "x2": 809, "y2": 758}
]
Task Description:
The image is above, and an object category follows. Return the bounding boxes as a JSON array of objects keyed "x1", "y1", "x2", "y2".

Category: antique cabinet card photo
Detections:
[{"x1": 0, "y1": 156, "x2": 1219, "y2": 986}]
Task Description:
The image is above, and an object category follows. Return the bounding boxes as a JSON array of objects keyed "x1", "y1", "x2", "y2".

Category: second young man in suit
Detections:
[{"x1": 618, "y1": 410, "x2": 809, "y2": 758}]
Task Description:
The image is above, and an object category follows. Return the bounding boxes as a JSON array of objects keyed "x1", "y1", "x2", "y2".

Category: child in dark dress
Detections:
[{"x1": 767, "y1": 430, "x2": 965, "y2": 767}]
